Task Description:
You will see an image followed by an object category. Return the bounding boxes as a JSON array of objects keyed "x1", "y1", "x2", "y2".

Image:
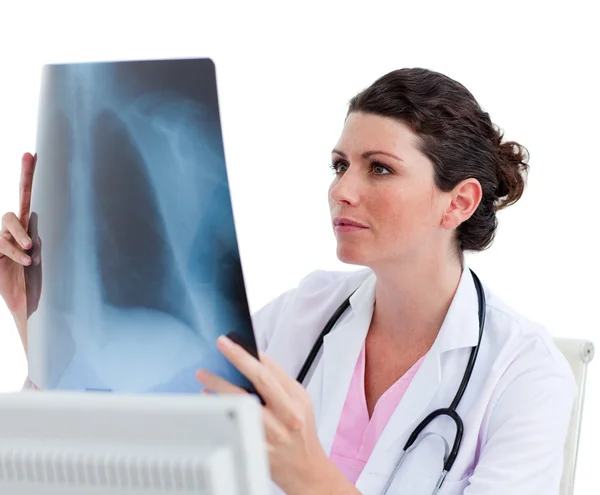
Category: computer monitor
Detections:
[{"x1": 0, "y1": 391, "x2": 271, "y2": 494}]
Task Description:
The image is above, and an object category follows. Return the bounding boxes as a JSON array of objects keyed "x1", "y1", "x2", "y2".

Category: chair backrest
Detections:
[{"x1": 553, "y1": 338, "x2": 594, "y2": 495}]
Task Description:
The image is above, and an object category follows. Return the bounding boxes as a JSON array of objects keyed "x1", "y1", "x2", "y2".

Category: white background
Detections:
[{"x1": 0, "y1": 0, "x2": 597, "y2": 492}]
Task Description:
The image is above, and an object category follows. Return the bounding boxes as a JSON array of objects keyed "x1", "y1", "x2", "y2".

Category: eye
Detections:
[
  {"x1": 371, "y1": 161, "x2": 392, "y2": 175},
  {"x1": 330, "y1": 159, "x2": 348, "y2": 174}
]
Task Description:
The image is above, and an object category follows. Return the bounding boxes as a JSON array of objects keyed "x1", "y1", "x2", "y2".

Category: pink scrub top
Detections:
[{"x1": 329, "y1": 343, "x2": 425, "y2": 484}]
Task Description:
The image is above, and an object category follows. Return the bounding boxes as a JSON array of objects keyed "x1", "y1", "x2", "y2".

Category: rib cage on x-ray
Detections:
[{"x1": 26, "y1": 59, "x2": 255, "y2": 393}]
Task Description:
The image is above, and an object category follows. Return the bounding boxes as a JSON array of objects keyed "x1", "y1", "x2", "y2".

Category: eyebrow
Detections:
[{"x1": 331, "y1": 149, "x2": 404, "y2": 162}]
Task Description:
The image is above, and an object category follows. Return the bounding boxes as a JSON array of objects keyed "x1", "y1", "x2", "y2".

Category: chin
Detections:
[{"x1": 336, "y1": 244, "x2": 370, "y2": 267}]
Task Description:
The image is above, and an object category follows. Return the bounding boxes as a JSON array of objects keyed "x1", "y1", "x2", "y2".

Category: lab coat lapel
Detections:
[
  {"x1": 312, "y1": 273, "x2": 377, "y2": 456},
  {"x1": 367, "y1": 340, "x2": 442, "y2": 461}
]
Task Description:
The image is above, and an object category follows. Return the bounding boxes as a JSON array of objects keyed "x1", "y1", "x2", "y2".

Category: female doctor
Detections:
[{"x1": 1, "y1": 68, "x2": 576, "y2": 494}]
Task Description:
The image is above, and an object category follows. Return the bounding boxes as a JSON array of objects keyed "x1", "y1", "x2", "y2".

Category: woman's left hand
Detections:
[{"x1": 195, "y1": 335, "x2": 334, "y2": 494}]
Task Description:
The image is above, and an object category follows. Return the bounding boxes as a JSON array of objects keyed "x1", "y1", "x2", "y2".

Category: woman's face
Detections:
[{"x1": 328, "y1": 112, "x2": 452, "y2": 268}]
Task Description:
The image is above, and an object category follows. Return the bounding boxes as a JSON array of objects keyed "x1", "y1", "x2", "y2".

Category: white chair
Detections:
[{"x1": 553, "y1": 338, "x2": 594, "y2": 495}]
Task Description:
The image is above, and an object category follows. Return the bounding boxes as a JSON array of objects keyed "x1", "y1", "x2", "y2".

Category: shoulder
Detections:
[
  {"x1": 461, "y1": 287, "x2": 579, "y2": 491},
  {"x1": 478, "y1": 285, "x2": 577, "y2": 435},
  {"x1": 251, "y1": 268, "x2": 372, "y2": 352},
  {"x1": 484, "y1": 286, "x2": 575, "y2": 382},
  {"x1": 452, "y1": 284, "x2": 578, "y2": 490}
]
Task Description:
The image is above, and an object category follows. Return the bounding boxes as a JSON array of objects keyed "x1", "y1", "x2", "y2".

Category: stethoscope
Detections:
[{"x1": 295, "y1": 269, "x2": 486, "y2": 495}]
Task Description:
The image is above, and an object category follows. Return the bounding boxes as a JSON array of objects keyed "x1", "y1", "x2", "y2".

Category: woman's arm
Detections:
[
  {"x1": 13, "y1": 308, "x2": 28, "y2": 357},
  {"x1": 13, "y1": 310, "x2": 42, "y2": 391}
]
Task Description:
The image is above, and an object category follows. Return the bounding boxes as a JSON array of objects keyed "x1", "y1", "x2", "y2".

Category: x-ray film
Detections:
[{"x1": 25, "y1": 58, "x2": 258, "y2": 394}]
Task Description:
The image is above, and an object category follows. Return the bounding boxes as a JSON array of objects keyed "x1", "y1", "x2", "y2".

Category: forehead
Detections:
[{"x1": 334, "y1": 112, "x2": 421, "y2": 155}]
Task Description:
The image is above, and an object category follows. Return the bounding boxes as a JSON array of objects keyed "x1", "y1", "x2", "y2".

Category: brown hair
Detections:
[{"x1": 347, "y1": 68, "x2": 529, "y2": 252}]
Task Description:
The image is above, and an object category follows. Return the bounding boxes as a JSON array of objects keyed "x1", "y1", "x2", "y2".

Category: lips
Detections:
[{"x1": 333, "y1": 217, "x2": 368, "y2": 228}]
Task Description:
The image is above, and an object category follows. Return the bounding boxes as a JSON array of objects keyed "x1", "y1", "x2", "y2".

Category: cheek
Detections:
[{"x1": 376, "y1": 187, "x2": 441, "y2": 235}]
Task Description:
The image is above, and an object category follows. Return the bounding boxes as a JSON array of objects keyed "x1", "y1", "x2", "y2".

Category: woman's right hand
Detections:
[{"x1": 0, "y1": 153, "x2": 37, "y2": 318}]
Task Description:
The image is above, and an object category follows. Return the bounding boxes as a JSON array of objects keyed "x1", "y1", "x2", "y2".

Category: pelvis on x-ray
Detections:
[{"x1": 25, "y1": 59, "x2": 256, "y2": 394}]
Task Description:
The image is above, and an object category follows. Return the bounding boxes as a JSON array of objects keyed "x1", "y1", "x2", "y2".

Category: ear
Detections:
[{"x1": 440, "y1": 178, "x2": 483, "y2": 231}]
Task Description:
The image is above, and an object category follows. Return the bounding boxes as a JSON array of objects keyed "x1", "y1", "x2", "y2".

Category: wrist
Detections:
[
  {"x1": 12, "y1": 309, "x2": 28, "y2": 358},
  {"x1": 285, "y1": 453, "x2": 359, "y2": 495}
]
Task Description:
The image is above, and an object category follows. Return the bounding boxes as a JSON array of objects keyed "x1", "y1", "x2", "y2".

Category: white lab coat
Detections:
[{"x1": 252, "y1": 266, "x2": 577, "y2": 494}]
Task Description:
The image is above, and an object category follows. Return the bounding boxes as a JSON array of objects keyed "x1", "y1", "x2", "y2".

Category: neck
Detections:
[{"x1": 369, "y1": 251, "x2": 463, "y2": 345}]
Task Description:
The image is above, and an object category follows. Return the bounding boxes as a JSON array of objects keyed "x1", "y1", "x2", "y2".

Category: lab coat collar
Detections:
[{"x1": 434, "y1": 265, "x2": 482, "y2": 354}]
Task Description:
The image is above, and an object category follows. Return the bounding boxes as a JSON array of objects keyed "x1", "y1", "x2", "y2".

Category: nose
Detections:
[{"x1": 329, "y1": 166, "x2": 362, "y2": 206}]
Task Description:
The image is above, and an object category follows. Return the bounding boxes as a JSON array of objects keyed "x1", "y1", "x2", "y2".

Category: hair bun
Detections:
[{"x1": 493, "y1": 127, "x2": 530, "y2": 211}]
